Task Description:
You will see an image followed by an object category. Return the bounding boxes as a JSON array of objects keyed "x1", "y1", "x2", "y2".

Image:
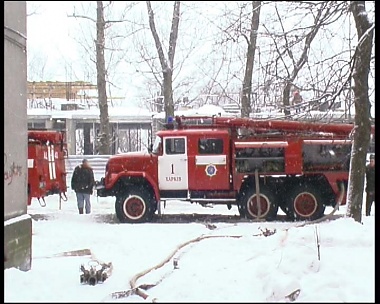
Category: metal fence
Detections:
[{"x1": 65, "y1": 155, "x2": 110, "y2": 179}]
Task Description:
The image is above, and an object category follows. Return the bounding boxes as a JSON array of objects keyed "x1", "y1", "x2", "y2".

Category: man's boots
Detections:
[{"x1": 79, "y1": 208, "x2": 84, "y2": 214}]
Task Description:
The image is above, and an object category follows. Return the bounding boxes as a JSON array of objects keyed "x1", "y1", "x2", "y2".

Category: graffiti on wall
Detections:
[{"x1": 4, "y1": 153, "x2": 23, "y2": 185}]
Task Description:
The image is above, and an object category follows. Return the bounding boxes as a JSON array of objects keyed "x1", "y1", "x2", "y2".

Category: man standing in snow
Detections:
[
  {"x1": 292, "y1": 90, "x2": 303, "y2": 114},
  {"x1": 365, "y1": 154, "x2": 375, "y2": 216},
  {"x1": 71, "y1": 159, "x2": 95, "y2": 214}
]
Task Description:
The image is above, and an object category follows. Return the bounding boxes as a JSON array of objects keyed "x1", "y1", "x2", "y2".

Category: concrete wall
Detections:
[{"x1": 4, "y1": 1, "x2": 31, "y2": 271}]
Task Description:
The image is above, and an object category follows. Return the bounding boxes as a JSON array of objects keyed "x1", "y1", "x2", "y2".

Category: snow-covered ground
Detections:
[{"x1": 4, "y1": 185, "x2": 374, "y2": 303}]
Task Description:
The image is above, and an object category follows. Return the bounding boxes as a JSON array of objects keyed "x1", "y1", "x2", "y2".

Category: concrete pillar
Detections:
[
  {"x1": 4, "y1": 1, "x2": 31, "y2": 271},
  {"x1": 83, "y1": 123, "x2": 93, "y2": 155},
  {"x1": 65, "y1": 119, "x2": 76, "y2": 155},
  {"x1": 45, "y1": 119, "x2": 54, "y2": 129}
]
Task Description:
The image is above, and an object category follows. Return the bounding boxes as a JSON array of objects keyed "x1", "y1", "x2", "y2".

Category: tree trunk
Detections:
[
  {"x1": 346, "y1": 1, "x2": 374, "y2": 222},
  {"x1": 241, "y1": 1, "x2": 261, "y2": 118},
  {"x1": 282, "y1": 83, "x2": 292, "y2": 116},
  {"x1": 96, "y1": 1, "x2": 111, "y2": 155},
  {"x1": 163, "y1": 72, "x2": 174, "y2": 118},
  {"x1": 146, "y1": 1, "x2": 180, "y2": 121},
  {"x1": 157, "y1": 86, "x2": 164, "y2": 113}
]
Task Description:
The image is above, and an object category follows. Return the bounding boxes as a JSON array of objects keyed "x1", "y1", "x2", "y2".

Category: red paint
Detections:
[
  {"x1": 27, "y1": 130, "x2": 67, "y2": 205},
  {"x1": 99, "y1": 115, "x2": 374, "y2": 215}
]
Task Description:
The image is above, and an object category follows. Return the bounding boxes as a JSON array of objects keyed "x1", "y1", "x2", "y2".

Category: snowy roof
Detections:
[
  {"x1": 27, "y1": 98, "x2": 364, "y2": 123},
  {"x1": 27, "y1": 106, "x2": 153, "y2": 121},
  {"x1": 152, "y1": 104, "x2": 234, "y2": 119}
]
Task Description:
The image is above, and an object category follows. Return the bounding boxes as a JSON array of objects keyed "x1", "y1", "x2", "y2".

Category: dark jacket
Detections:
[
  {"x1": 71, "y1": 164, "x2": 95, "y2": 194},
  {"x1": 365, "y1": 164, "x2": 375, "y2": 193}
]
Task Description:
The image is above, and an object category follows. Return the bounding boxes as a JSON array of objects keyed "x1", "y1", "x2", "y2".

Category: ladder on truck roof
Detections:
[{"x1": 170, "y1": 115, "x2": 375, "y2": 137}]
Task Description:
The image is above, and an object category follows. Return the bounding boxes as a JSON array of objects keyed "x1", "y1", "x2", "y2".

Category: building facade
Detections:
[{"x1": 4, "y1": 1, "x2": 31, "y2": 271}]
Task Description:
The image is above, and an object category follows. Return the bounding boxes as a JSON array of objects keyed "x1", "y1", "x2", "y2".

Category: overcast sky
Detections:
[
  {"x1": 27, "y1": 1, "x2": 80, "y2": 79},
  {"x1": 26, "y1": 1, "x2": 231, "y2": 103},
  {"x1": 26, "y1": 1, "x2": 375, "y2": 112},
  {"x1": 27, "y1": 1, "x2": 207, "y2": 102}
]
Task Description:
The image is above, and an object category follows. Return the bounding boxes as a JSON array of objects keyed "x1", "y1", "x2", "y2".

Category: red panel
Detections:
[
  {"x1": 187, "y1": 132, "x2": 231, "y2": 191},
  {"x1": 27, "y1": 133, "x2": 68, "y2": 205},
  {"x1": 28, "y1": 145, "x2": 48, "y2": 201},
  {"x1": 28, "y1": 130, "x2": 64, "y2": 143},
  {"x1": 285, "y1": 140, "x2": 303, "y2": 174}
]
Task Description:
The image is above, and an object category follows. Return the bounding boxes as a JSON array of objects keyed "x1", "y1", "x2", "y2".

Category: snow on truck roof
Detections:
[{"x1": 156, "y1": 128, "x2": 229, "y2": 136}]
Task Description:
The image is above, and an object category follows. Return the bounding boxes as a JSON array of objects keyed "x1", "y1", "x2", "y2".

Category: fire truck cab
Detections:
[
  {"x1": 96, "y1": 115, "x2": 374, "y2": 223},
  {"x1": 28, "y1": 130, "x2": 68, "y2": 206}
]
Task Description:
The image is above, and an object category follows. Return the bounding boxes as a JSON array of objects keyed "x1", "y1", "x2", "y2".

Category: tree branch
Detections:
[
  {"x1": 167, "y1": 1, "x2": 181, "y2": 68},
  {"x1": 146, "y1": 1, "x2": 167, "y2": 71},
  {"x1": 67, "y1": 13, "x2": 96, "y2": 23}
]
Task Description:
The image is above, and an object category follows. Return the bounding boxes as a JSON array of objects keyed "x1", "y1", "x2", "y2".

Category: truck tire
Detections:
[
  {"x1": 286, "y1": 183, "x2": 325, "y2": 221},
  {"x1": 115, "y1": 187, "x2": 155, "y2": 223},
  {"x1": 240, "y1": 184, "x2": 278, "y2": 221}
]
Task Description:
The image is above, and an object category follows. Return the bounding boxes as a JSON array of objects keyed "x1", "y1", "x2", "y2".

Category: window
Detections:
[
  {"x1": 198, "y1": 138, "x2": 223, "y2": 155},
  {"x1": 152, "y1": 136, "x2": 162, "y2": 155},
  {"x1": 165, "y1": 138, "x2": 185, "y2": 155},
  {"x1": 28, "y1": 122, "x2": 45, "y2": 129}
]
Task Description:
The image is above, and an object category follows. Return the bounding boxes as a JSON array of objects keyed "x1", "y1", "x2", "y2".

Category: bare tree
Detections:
[
  {"x1": 201, "y1": 2, "x2": 259, "y2": 112},
  {"x1": 69, "y1": 1, "x2": 138, "y2": 154},
  {"x1": 69, "y1": 2, "x2": 110, "y2": 154},
  {"x1": 27, "y1": 4, "x2": 49, "y2": 82},
  {"x1": 241, "y1": 1, "x2": 261, "y2": 118},
  {"x1": 95, "y1": 1, "x2": 111, "y2": 155},
  {"x1": 199, "y1": 1, "x2": 363, "y2": 119},
  {"x1": 26, "y1": 2, "x2": 41, "y2": 17},
  {"x1": 346, "y1": 1, "x2": 374, "y2": 222},
  {"x1": 146, "y1": 1, "x2": 180, "y2": 120},
  {"x1": 263, "y1": 2, "x2": 343, "y2": 116},
  {"x1": 27, "y1": 51, "x2": 49, "y2": 81},
  {"x1": 133, "y1": 29, "x2": 202, "y2": 113}
]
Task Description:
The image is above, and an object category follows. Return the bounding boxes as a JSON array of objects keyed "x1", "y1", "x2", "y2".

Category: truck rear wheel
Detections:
[
  {"x1": 240, "y1": 184, "x2": 278, "y2": 221},
  {"x1": 115, "y1": 187, "x2": 155, "y2": 223},
  {"x1": 286, "y1": 183, "x2": 325, "y2": 221}
]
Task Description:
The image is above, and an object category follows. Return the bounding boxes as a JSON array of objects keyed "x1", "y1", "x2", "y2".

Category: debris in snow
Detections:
[
  {"x1": 173, "y1": 258, "x2": 179, "y2": 269},
  {"x1": 34, "y1": 248, "x2": 92, "y2": 259},
  {"x1": 259, "y1": 227, "x2": 276, "y2": 237},
  {"x1": 264, "y1": 273, "x2": 301, "y2": 302},
  {"x1": 204, "y1": 222, "x2": 217, "y2": 230},
  {"x1": 285, "y1": 288, "x2": 301, "y2": 302}
]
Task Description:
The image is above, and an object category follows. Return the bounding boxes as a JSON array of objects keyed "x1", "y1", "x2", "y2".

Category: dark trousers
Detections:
[{"x1": 365, "y1": 192, "x2": 375, "y2": 216}]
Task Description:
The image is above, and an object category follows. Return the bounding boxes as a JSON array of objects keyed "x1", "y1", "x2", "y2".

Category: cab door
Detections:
[
  {"x1": 188, "y1": 131, "x2": 230, "y2": 190},
  {"x1": 158, "y1": 136, "x2": 188, "y2": 190}
]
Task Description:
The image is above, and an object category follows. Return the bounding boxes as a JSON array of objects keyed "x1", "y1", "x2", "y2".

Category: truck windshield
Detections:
[{"x1": 152, "y1": 136, "x2": 162, "y2": 155}]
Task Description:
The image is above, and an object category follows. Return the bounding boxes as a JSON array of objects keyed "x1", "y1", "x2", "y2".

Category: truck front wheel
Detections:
[
  {"x1": 240, "y1": 184, "x2": 278, "y2": 221},
  {"x1": 115, "y1": 187, "x2": 155, "y2": 223}
]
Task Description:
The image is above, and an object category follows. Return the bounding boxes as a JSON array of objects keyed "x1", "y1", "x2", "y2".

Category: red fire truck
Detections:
[
  {"x1": 28, "y1": 130, "x2": 68, "y2": 207},
  {"x1": 96, "y1": 115, "x2": 374, "y2": 223}
]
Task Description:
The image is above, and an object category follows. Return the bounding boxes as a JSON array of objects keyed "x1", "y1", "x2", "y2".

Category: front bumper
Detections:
[{"x1": 95, "y1": 178, "x2": 112, "y2": 197}]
